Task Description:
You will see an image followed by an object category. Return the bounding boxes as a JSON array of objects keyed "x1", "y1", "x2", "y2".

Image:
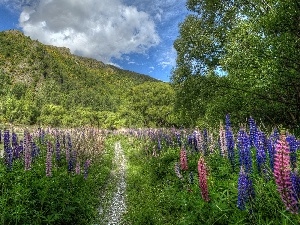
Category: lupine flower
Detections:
[
  {"x1": 24, "y1": 132, "x2": 32, "y2": 171},
  {"x1": 219, "y1": 122, "x2": 227, "y2": 157},
  {"x1": 31, "y1": 142, "x2": 39, "y2": 159},
  {"x1": 268, "y1": 128, "x2": 280, "y2": 171},
  {"x1": 249, "y1": 117, "x2": 258, "y2": 147},
  {"x1": 256, "y1": 131, "x2": 267, "y2": 174},
  {"x1": 274, "y1": 134, "x2": 298, "y2": 214},
  {"x1": 46, "y1": 141, "x2": 53, "y2": 177},
  {"x1": 157, "y1": 138, "x2": 162, "y2": 151},
  {"x1": 174, "y1": 162, "x2": 183, "y2": 179},
  {"x1": 75, "y1": 161, "x2": 81, "y2": 175},
  {"x1": 12, "y1": 132, "x2": 18, "y2": 147},
  {"x1": 237, "y1": 129, "x2": 252, "y2": 173},
  {"x1": 66, "y1": 133, "x2": 72, "y2": 162},
  {"x1": 84, "y1": 159, "x2": 91, "y2": 179},
  {"x1": 225, "y1": 114, "x2": 235, "y2": 169},
  {"x1": 237, "y1": 167, "x2": 255, "y2": 210},
  {"x1": 198, "y1": 156, "x2": 209, "y2": 202},
  {"x1": 55, "y1": 135, "x2": 61, "y2": 162},
  {"x1": 291, "y1": 171, "x2": 300, "y2": 201},
  {"x1": 68, "y1": 150, "x2": 77, "y2": 172},
  {"x1": 180, "y1": 147, "x2": 188, "y2": 171},
  {"x1": 286, "y1": 135, "x2": 298, "y2": 170},
  {"x1": 3, "y1": 130, "x2": 12, "y2": 169}
]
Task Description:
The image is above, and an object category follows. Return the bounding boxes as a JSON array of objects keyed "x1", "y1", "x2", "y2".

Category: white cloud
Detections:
[
  {"x1": 158, "y1": 46, "x2": 177, "y2": 70},
  {"x1": 17, "y1": 0, "x2": 160, "y2": 63}
]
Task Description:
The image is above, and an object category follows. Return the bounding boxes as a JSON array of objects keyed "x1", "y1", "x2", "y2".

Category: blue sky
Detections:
[{"x1": 0, "y1": 0, "x2": 189, "y2": 81}]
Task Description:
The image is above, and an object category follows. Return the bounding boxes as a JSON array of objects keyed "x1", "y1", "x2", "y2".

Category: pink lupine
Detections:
[
  {"x1": 46, "y1": 141, "x2": 53, "y2": 177},
  {"x1": 198, "y1": 156, "x2": 209, "y2": 202},
  {"x1": 274, "y1": 134, "x2": 298, "y2": 214},
  {"x1": 180, "y1": 147, "x2": 188, "y2": 171}
]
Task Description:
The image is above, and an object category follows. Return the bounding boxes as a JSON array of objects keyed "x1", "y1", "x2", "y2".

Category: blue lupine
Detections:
[
  {"x1": 237, "y1": 167, "x2": 255, "y2": 210},
  {"x1": 157, "y1": 138, "x2": 162, "y2": 151},
  {"x1": 31, "y1": 142, "x2": 39, "y2": 159},
  {"x1": 225, "y1": 114, "x2": 235, "y2": 169},
  {"x1": 237, "y1": 129, "x2": 252, "y2": 173},
  {"x1": 12, "y1": 132, "x2": 18, "y2": 147},
  {"x1": 256, "y1": 131, "x2": 267, "y2": 173},
  {"x1": 249, "y1": 117, "x2": 258, "y2": 147},
  {"x1": 291, "y1": 171, "x2": 300, "y2": 201},
  {"x1": 286, "y1": 135, "x2": 298, "y2": 170}
]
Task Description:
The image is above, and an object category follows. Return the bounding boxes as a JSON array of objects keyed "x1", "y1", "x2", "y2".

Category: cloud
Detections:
[
  {"x1": 17, "y1": 0, "x2": 160, "y2": 63},
  {"x1": 158, "y1": 46, "x2": 177, "y2": 70}
]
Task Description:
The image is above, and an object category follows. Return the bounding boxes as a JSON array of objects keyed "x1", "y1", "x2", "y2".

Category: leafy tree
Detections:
[{"x1": 172, "y1": 0, "x2": 300, "y2": 128}]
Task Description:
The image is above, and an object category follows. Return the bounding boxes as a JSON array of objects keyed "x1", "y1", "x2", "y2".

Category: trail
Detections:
[{"x1": 98, "y1": 141, "x2": 127, "y2": 225}]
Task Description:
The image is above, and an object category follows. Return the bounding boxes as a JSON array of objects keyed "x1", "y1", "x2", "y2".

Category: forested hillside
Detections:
[
  {"x1": 0, "y1": 30, "x2": 175, "y2": 128},
  {"x1": 172, "y1": 0, "x2": 300, "y2": 130}
]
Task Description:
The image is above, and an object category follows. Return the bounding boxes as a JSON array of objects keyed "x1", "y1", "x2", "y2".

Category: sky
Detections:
[{"x1": 0, "y1": 0, "x2": 189, "y2": 81}]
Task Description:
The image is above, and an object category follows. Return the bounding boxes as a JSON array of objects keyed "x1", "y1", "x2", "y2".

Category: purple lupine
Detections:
[
  {"x1": 174, "y1": 162, "x2": 183, "y2": 179},
  {"x1": 68, "y1": 150, "x2": 77, "y2": 172},
  {"x1": 55, "y1": 135, "x2": 61, "y2": 162},
  {"x1": 291, "y1": 171, "x2": 300, "y2": 201},
  {"x1": 256, "y1": 131, "x2": 267, "y2": 174},
  {"x1": 225, "y1": 114, "x2": 235, "y2": 170},
  {"x1": 249, "y1": 117, "x2": 258, "y2": 147},
  {"x1": 274, "y1": 134, "x2": 298, "y2": 214},
  {"x1": 286, "y1": 135, "x2": 298, "y2": 170},
  {"x1": 237, "y1": 129, "x2": 252, "y2": 173},
  {"x1": 46, "y1": 141, "x2": 53, "y2": 177},
  {"x1": 4, "y1": 130, "x2": 13, "y2": 170},
  {"x1": 31, "y1": 142, "x2": 39, "y2": 159},
  {"x1": 11, "y1": 132, "x2": 18, "y2": 148},
  {"x1": 66, "y1": 133, "x2": 72, "y2": 162},
  {"x1": 3, "y1": 130, "x2": 13, "y2": 170},
  {"x1": 237, "y1": 167, "x2": 255, "y2": 210},
  {"x1": 75, "y1": 161, "x2": 81, "y2": 175},
  {"x1": 84, "y1": 159, "x2": 91, "y2": 179},
  {"x1": 24, "y1": 132, "x2": 32, "y2": 171}
]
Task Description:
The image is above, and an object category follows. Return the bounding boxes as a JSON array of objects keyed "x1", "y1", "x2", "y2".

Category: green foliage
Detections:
[
  {"x1": 122, "y1": 133, "x2": 300, "y2": 225},
  {"x1": 0, "y1": 128, "x2": 113, "y2": 225},
  {"x1": 172, "y1": 0, "x2": 300, "y2": 128},
  {"x1": 0, "y1": 30, "x2": 171, "y2": 128}
]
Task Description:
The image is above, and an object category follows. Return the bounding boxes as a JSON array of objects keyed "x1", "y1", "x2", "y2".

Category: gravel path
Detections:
[{"x1": 99, "y1": 141, "x2": 127, "y2": 225}]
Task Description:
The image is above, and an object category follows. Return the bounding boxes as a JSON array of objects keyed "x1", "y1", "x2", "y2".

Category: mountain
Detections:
[{"x1": 0, "y1": 30, "x2": 175, "y2": 128}]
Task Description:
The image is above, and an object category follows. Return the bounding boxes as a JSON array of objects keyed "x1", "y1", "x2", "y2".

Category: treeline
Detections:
[
  {"x1": 0, "y1": 30, "x2": 175, "y2": 128},
  {"x1": 172, "y1": 0, "x2": 300, "y2": 129}
]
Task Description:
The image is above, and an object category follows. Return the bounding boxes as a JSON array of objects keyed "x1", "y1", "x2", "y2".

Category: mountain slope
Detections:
[{"x1": 0, "y1": 30, "x2": 174, "y2": 128}]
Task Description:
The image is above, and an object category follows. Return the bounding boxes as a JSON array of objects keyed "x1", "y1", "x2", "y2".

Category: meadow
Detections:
[{"x1": 1, "y1": 115, "x2": 300, "y2": 224}]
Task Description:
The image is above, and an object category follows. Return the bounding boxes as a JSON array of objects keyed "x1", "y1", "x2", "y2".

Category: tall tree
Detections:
[{"x1": 172, "y1": 0, "x2": 300, "y2": 127}]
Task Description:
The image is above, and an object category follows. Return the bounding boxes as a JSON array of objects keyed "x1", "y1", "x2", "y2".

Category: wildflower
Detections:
[
  {"x1": 198, "y1": 156, "x2": 209, "y2": 202},
  {"x1": 237, "y1": 167, "x2": 255, "y2": 210},
  {"x1": 46, "y1": 141, "x2": 53, "y2": 177},
  {"x1": 55, "y1": 135, "x2": 61, "y2": 162},
  {"x1": 174, "y1": 162, "x2": 183, "y2": 179},
  {"x1": 237, "y1": 129, "x2": 252, "y2": 173},
  {"x1": 24, "y1": 132, "x2": 32, "y2": 171},
  {"x1": 249, "y1": 117, "x2": 258, "y2": 147},
  {"x1": 75, "y1": 161, "x2": 81, "y2": 175},
  {"x1": 225, "y1": 114, "x2": 235, "y2": 169},
  {"x1": 286, "y1": 135, "x2": 298, "y2": 170},
  {"x1": 180, "y1": 147, "x2": 188, "y2": 171},
  {"x1": 291, "y1": 171, "x2": 300, "y2": 201},
  {"x1": 274, "y1": 134, "x2": 298, "y2": 214},
  {"x1": 256, "y1": 131, "x2": 267, "y2": 174}
]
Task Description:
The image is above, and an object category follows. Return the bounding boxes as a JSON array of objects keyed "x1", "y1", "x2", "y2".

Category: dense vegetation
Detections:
[
  {"x1": 0, "y1": 30, "x2": 175, "y2": 128},
  {"x1": 172, "y1": 0, "x2": 300, "y2": 129}
]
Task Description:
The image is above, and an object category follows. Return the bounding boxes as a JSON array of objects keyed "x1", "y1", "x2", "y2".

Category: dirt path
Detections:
[{"x1": 98, "y1": 141, "x2": 127, "y2": 225}]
